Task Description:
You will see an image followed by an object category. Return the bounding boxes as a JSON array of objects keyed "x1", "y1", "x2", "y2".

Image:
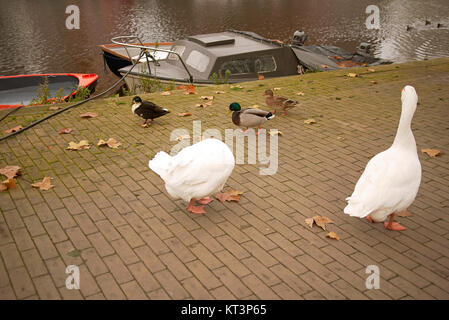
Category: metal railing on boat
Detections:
[{"x1": 110, "y1": 35, "x2": 193, "y2": 84}]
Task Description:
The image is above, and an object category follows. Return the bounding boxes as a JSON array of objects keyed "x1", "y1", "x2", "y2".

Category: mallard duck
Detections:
[
  {"x1": 344, "y1": 85, "x2": 421, "y2": 231},
  {"x1": 132, "y1": 96, "x2": 169, "y2": 126},
  {"x1": 228, "y1": 102, "x2": 274, "y2": 135},
  {"x1": 149, "y1": 138, "x2": 235, "y2": 214},
  {"x1": 263, "y1": 89, "x2": 298, "y2": 115}
]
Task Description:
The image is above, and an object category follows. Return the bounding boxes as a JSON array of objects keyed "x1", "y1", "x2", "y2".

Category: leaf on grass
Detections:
[
  {"x1": 215, "y1": 190, "x2": 243, "y2": 203},
  {"x1": 313, "y1": 215, "x2": 334, "y2": 231},
  {"x1": 160, "y1": 91, "x2": 171, "y2": 96},
  {"x1": 200, "y1": 96, "x2": 214, "y2": 101},
  {"x1": 347, "y1": 73, "x2": 358, "y2": 78},
  {"x1": 49, "y1": 106, "x2": 61, "y2": 110},
  {"x1": 67, "y1": 140, "x2": 91, "y2": 150},
  {"x1": 397, "y1": 209, "x2": 413, "y2": 217},
  {"x1": 184, "y1": 85, "x2": 197, "y2": 95},
  {"x1": 67, "y1": 249, "x2": 82, "y2": 257},
  {"x1": 337, "y1": 60, "x2": 364, "y2": 68},
  {"x1": 31, "y1": 177, "x2": 54, "y2": 191},
  {"x1": 269, "y1": 129, "x2": 283, "y2": 136},
  {"x1": 178, "y1": 112, "x2": 192, "y2": 117},
  {"x1": 97, "y1": 138, "x2": 121, "y2": 149},
  {"x1": 59, "y1": 128, "x2": 73, "y2": 134},
  {"x1": 370, "y1": 80, "x2": 377, "y2": 84},
  {"x1": 5, "y1": 125, "x2": 23, "y2": 134},
  {"x1": 80, "y1": 112, "x2": 98, "y2": 118},
  {"x1": 305, "y1": 218, "x2": 314, "y2": 228},
  {"x1": 0, "y1": 165, "x2": 22, "y2": 179},
  {"x1": 421, "y1": 149, "x2": 441, "y2": 157},
  {"x1": 367, "y1": 68, "x2": 376, "y2": 72},
  {"x1": 326, "y1": 231, "x2": 340, "y2": 240},
  {"x1": 258, "y1": 74, "x2": 265, "y2": 80},
  {"x1": 296, "y1": 92, "x2": 305, "y2": 96},
  {"x1": 230, "y1": 85, "x2": 243, "y2": 90},
  {"x1": 304, "y1": 118, "x2": 316, "y2": 124},
  {"x1": 215, "y1": 91, "x2": 226, "y2": 94},
  {"x1": 196, "y1": 101, "x2": 213, "y2": 108},
  {"x1": 273, "y1": 87, "x2": 281, "y2": 91}
]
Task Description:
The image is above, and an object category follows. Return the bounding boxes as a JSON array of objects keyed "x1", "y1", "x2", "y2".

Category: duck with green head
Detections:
[{"x1": 227, "y1": 102, "x2": 275, "y2": 135}]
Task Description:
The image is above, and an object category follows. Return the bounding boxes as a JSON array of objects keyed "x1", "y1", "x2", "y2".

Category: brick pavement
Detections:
[{"x1": 1, "y1": 58, "x2": 449, "y2": 299}]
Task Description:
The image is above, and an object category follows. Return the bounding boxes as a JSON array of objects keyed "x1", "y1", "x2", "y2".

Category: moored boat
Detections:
[{"x1": 0, "y1": 73, "x2": 98, "y2": 109}]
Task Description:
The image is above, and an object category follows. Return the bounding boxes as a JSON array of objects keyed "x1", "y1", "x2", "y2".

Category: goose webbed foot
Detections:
[
  {"x1": 384, "y1": 214, "x2": 406, "y2": 231},
  {"x1": 197, "y1": 197, "x2": 214, "y2": 205},
  {"x1": 186, "y1": 199, "x2": 206, "y2": 214}
]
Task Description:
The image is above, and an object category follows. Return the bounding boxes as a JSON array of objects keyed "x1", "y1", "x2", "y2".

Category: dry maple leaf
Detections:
[
  {"x1": 258, "y1": 74, "x2": 265, "y2": 80},
  {"x1": 0, "y1": 178, "x2": 17, "y2": 191},
  {"x1": 215, "y1": 190, "x2": 243, "y2": 203},
  {"x1": 200, "y1": 96, "x2": 214, "y2": 100},
  {"x1": 31, "y1": 177, "x2": 54, "y2": 191},
  {"x1": 178, "y1": 112, "x2": 192, "y2": 117},
  {"x1": 305, "y1": 218, "x2": 314, "y2": 228},
  {"x1": 330, "y1": 55, "x2": 344, "y2": 60},
  {"x1": 370, "y1": 81, "x2": 378, "y2": 84},
  {"x1": 326, "y1": 231, "x2": 340, "y2": 240},
  {"x1": 49, "y1": 106, "x2": 61, "y2": 110},
  {"x1": 184, "y1": 85, "x2": 197, "y2": 95},
  {"x1": 273, "y1": 87, "x2": 281, "y2": 91},
  {"x1": 421, "y1": 149, "x2": 441, "y2": 157},
  {"x1": 313, "y1": 215, "x2": 333, "y2": 231},
  {"x1": 397, "y1": 209, "x2": 413, "y2": 217},
  {"x1": 80, "y1": 112, "x2": 98, "y2": 118},
  {"x1": 59, "y1": 128, "x2": 73, "y2": 134},
  {"x1": 0, "y1": 165, "x2": 21, "y2": 179},
  {"x1": 367, "y1": 68, "x2": 376, "y2": 72},
  {"x1": 304, "y1": 118, "x2": 316, "y2": 124},
  {"x1": 5, "y1": 125, "x2": 23, "y2": 134},
  {"x1": 67, "y1": 140, "x2": 91, "y2": 150},
  {"x1": 269, "y1": 129, "x2": 283, "y2": 136},
  {"x1": 196, "y1": 101, "x2": 213, "y2": 108},
  {"x1": 160, "y1": 91, "x2": 171, "y2": 96},
  {"x1": 98, "y1": 138, "x2": 121, "y2": 149},
  {"x1": 347, "y1": 73, "x2": 358, "y2": 78},
  {"x1": 296, "y1": 92, "x2": 305, "y2": 96},
  {"x1": 215, "y1": 91, "x2": 226, "y2": 94}
]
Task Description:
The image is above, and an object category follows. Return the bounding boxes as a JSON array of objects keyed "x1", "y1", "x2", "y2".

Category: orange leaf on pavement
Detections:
[
  {"x1": 5, "y1": 125, "x2": 23, "y2": 134},
  {"x1": 31, "y1": 177, "x2": 54, "y2": 191},
  {"x1": 80, "y1": 112, "x2": 98, "y2": 118},
  {"x1": 215, "y1": 190, "x2": 243, "y2": 203},
  {"x1": 421, "y1": 149, "x2": 441, "y2": 157},
  {"x1": 0, "y1": 165, "x2": 22, "y2": 179},
  {"x1": 326, "y1": 231, "x2": 340, "y2": 240}
]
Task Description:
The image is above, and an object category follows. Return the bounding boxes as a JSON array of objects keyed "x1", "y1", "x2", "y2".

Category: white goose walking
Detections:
[{"x1": 344, "y1": 85, "x2": 422, "y2": 231}]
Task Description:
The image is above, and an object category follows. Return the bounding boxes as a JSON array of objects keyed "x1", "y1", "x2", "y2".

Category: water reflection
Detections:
[{"x1": 0, "y1": 0, "x2": 448, "y2": 91}]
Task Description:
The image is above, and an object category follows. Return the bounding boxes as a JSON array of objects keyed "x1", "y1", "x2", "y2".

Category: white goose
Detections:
[
  {"x1": 344, "y1": 85, "x2": 421, "y2": 231},
  {"x1": 149, "y1": 138, "x2": 235, "y2": 214}
]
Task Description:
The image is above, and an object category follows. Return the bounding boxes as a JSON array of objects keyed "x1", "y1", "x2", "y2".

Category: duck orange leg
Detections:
[
  {"x1": 281, "y1": 108, "x2": 288, "y2": 116},
  {"x1": 186, "y1": 199, "x2": 206, "y2": 214},
  {"x1": 197, "y1": 197, "x2": 214, "y2": 205},
  {"x1": 256, "y1": 125, "x2": 262, "y2": 135},
  {"x1": 366, "y1": 215, "x2": 375, "y2": 223},
  {"x1": 384, "y1": 213, "x2": 406, "y2": 231},
  {"x1": 241, "y1": 127, "x2": 249, "y2": 133}
]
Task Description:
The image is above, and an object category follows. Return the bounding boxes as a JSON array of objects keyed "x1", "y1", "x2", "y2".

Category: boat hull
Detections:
[{"x1": 0, "y1": 73, "x2": 98, "y2": 109}]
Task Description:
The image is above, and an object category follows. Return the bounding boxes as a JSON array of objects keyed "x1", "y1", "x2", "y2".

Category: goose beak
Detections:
[{"x1": 226, "y1": 110, "x2": 232, "y2": 115}]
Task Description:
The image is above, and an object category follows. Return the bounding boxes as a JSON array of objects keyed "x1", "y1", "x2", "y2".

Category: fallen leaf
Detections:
[
  {"x1": 196, "y1": 101, "x2": 213, "y2": 108},
  {"x1": 176, "y1": 85, "x2": 187, "y2": 90},
  {"x1": 67, "y1": 140, "x2": 91, "y2": 150},
  {"x1": 67, "y1": 249, "x2": 82, "y2": 257},
  {"x1": 200, "y1": 96, "x2": 214, "y2": 100},
  {"x1": 326, "y1": 231, "x2": 340, "y2": 240},
  {"x1": 184, "y1": 85, "x2": 197, "y2": 95},
  {"x1": 178, "y1": 112, "x2": 192, "y2": 117},
  {"x1": 304, "y1": 118, "x2": 316, "y2": 124},
  {"x1": 305, "y1": 218, "x2": 314, "y2": 228},
  {"x1": 421, "y1": 149, "x2": 441, "y2": 157},
  {"x1": 5, "y1": 125, "x2": 23, "y2": 134},
  {"x1": 258, "y1": 74, "x2": 265, "y2": 80},
  {"x1": 273, "y1": 88, "x2": 281, "y2": 91},
  {"x1": 176, "y1": 134, "x2": 190, "y2": 141},
  {"x1": 0, "y1": 165, "x2": 21, "y2": 179},
  {"x1": 269, "y1": 129, "x2": 283, "y2": 136},
  {"x1": 98, "y1": 138, "x2": 121, "y2": 149},
  {"x1": 370, "y1": 81, "x2": 377, "y2": 84},
  {"x1": 296, "y1": 92, "x2": 305, "y2": 96},
  {"x1": 347, "y1": 73, "x2": 358, "y2": 78},
  {"x1": 397, "y1": 209, "x2": 413, "y2": 217},
  {"x1": 1, "y1": 178, "x2": 16, "y2": 191},
  {"x1": 313, "y1": 215, "x2": 334, "y2": 231},
  {"x1": 31, "y1": 177, "x2": 54, "y2": 191},
  {"x1": 140, "y1": 123, "x2": 149, "y2": 128},
  {"x1": 367, "y1": 68, "x2": 376, "y2": 72},
  {"x1": 49, "y1": 106, "x2": 61, "y2": 110},
  {"x1": 337, "y1": 60, "x2": 364, "y2": 68},
  {"x1": 59, "y1": 128, "x2": 73, "y2": 134},
  {"x1": 80, "y1": 112, "x2": 98, "y2": 118},
  {"x1": 160, "y1": 91, "x2": 171, "y2": 96},
  {"x1": 331, "y1": 55, "x2": 344, "y2": 60},
  {"x1": 215, "y1": 190, "x2": 243, "y2": 203},
  {"x1": 215, "y1": 91, "x2": 226, "y2": 94}
]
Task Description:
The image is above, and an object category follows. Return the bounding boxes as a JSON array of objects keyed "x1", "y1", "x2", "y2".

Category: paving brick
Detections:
[
  {"x1": 87, "y1": 232, "x2": 115, "y2": 257},
  {"x1": 215, "y1": 250, "x2": 250, "y2": 278},
  {"x1": 73, "y1": 214, "x2": 98, "y2": 235},
  {"x1": 147, "y1": 288, "x2": 171, "y2": 300},
  {"x1": 242, "y1": 274, "x2": 280, "y2": 299},
  {"x1": 9, "y1": 266, "x2": 35, "y2": 299},
  {"x1": 96, "y1": 273, "x2": 126, "y2": 300},
  {"x1": 134, "y1": 245, "x2": 165, "y2": 273},
  {"x1": 242, "y1": 241, "x2": 278, "y2": 267},
  {"x1": 116, "y1": 225, "x2": 145, "y2": 248},
  {"x1": 213, "y1": 266, "x2": 252, "y2": 299},
  {"x1": 128, "y1": 262, "x2": 161, "y2": 293},
  {"x1": 216, "y1": 235, "x2": 250, "y2": 260},
  {"x1": 121, "y1": 280, "x2": 148, "y2": 300},
  {"x1": 165, "y1": 237, "x2": 196, "y2": 263},
  {"x1": 11, "y1": 227, "x2": 34, "y2": 251},
  {"x1": 0, "y1": 286, "x2": 16, "y2": 300},
  {"x1": 269, "y1": 264, "x2": 312, "y2": 296},
  {"x1": 182, "y1": 277, "x2": 214, "y2": 299},
  {"x1": 23, "y1": 215, "x2": 46, "y2": 237},
  {"x1": 66, "y1": 227, "x2": 91, "y2": 250},
  {"x1": 33, "y1": 274, "x2": 61, "y2": 299},
  {"x1": 154, "y1": 269, "x2": 190, "y2": 299},
  {"x1": 0, "y1": 243, "x2": 23, "y2": 269},
  {"x1": 81, "y1": 247, "x2": 109, "y2": 276},
  {"x1": 189, "y1": 243, "x2": 223, "y2": 269},
  {"x1": 22, "y1": 248, "x2": 47, "y2": 277},
  {"x1": 300, "y1": 271, "x2": 345, "y2": 300},
  {"x1": 45, "y1": 257, "x2": 69, "y2": 288},
  {"x1": 44, "y1": 220, "x2": 68, "y2": 243},
  {"x1": 160, "y1": 252, "x2": 193, "y2": 281}
]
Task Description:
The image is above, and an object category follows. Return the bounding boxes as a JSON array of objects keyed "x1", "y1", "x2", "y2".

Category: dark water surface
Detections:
[{"x1": 1, "y1": 0, "x2": 448, "y2": 92}]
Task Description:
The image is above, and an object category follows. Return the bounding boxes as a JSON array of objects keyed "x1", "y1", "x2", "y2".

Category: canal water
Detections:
[{"x1": 1, "y1": 0, "x2": 448, "y2": 93}]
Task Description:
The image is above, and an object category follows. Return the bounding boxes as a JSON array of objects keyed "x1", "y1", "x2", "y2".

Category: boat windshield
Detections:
[
  {"x1": 168, "y1": 45, "x2": 186, "y2": 61},
  {"x1": 219, "y1": 55, "x2": 277, "y2": 77},
  {"x1": 186, "y1": 50, "x2": 210, "y2": 73}
]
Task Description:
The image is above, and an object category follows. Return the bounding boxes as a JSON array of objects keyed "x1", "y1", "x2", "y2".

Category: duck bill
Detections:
[{"x1": 226, "y1": 110, "x2": 232, "y2": 115}]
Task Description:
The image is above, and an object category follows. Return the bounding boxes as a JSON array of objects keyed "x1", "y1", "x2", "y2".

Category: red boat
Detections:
[{"x1": 0, "y1": 73, "x2": 98, "y2": 109}]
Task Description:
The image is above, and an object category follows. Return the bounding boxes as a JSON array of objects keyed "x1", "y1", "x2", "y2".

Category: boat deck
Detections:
[{"x1": 1, "y1": 58, "x2": 449, "y2": 300}]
